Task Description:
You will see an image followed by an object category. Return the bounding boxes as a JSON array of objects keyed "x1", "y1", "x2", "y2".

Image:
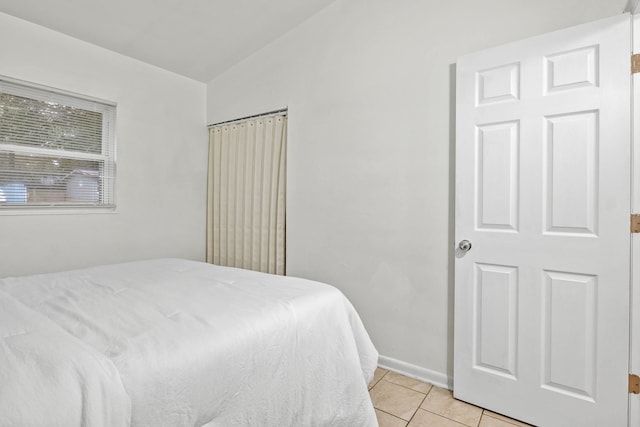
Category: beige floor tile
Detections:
[
  {"x1": 482, "y1": 411, "x2": 534, "y2": 427},
  {"x1": 408, "y1": 409, "x2": 468, "y2": 427},
  {"x1": 420, "y1": 387, "x2": 483, "y2": 427},
  {"x1": 370, "y1": 367, "x2": 389, "y2": 389},
  {"x1": 370, "y1": 379, "x2": 426, "y2": 421},
  {"x1": 479, "y1": 414, "x2": 527, "y2": 427},
  {"x1": 376, "y1": 409, "x2": 408, "y2": 427},
  {"x1": 383, "y1": 371, "x2": 432, "y2": 394}
]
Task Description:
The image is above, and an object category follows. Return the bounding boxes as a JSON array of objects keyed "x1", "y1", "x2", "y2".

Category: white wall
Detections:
[
  {"x1": 207, "y1": 0, "x2": 627, "y2": 383},
  {"x1": 0, "y1": 12, "x2": 208, "y2": 277}
]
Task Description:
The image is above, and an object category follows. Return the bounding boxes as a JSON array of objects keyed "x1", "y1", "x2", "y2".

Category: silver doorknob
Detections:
[{"x1": 458, "y1": 240, "x2": 472, "y2": 252}]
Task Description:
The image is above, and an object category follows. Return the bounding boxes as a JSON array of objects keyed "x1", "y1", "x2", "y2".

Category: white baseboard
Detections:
[{"x1": 377, "y1": 355, "x2": 453, "y2": 390}]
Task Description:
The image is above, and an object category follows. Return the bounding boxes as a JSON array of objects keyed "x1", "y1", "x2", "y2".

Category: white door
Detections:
[{"x1": 454, "y1": 13, "x2": 630, "y2": 427}]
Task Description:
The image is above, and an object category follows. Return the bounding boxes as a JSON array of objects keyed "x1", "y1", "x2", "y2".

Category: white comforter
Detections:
[{"x1": 0, "y1": 259, "x2": 378, "y2": 427}]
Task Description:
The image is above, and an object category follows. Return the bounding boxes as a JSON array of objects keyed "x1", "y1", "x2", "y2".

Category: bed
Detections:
[{"x1": 0, "y1": 258, "x2": 378, "y2": 427}]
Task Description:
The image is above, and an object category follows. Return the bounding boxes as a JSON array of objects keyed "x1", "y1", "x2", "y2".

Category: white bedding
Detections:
[{"x1": 0, "y1": 258, "x2": 378, "y2": 427}]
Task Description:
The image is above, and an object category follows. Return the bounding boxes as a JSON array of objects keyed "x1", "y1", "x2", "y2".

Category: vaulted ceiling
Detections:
[{"x1": 0, "y1": 0, "x2": 336, "y2": 82}]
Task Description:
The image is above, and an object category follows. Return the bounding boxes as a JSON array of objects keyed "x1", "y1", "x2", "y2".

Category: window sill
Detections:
[{"x1": 0, "y1": 205, "x2": 117, "y2": 216}]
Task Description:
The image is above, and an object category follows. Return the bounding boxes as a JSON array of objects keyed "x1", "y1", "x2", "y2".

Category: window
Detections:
[{"x1": 0, "y1": 77, "x2": 116, "y2": 211}]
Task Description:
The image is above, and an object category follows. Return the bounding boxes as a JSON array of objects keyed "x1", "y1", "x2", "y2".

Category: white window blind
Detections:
[{"x1": 0, "y1": 77, "x2": 116, "y2": 210}]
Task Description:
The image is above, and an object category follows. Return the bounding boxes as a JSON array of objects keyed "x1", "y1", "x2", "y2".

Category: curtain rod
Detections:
[{"x1": 207, "y1": 108, "x2": 288, "y2": 128}]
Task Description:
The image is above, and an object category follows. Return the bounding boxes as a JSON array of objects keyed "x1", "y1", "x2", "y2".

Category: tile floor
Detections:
[{"x1": 368, "y1": 368, "x2": 533, "y2": 427}]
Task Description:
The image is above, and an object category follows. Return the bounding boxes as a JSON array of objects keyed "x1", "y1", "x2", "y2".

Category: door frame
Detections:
[{"x1": 630, "y1": 13, "x2": 640, "y2": 427}]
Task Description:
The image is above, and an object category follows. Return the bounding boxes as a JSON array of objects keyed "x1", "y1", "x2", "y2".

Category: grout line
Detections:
[
  {"x1": 377, "y1": 373, "x2": 434, "y2": 395},
  {"x1": 368, "y1": 369, "x2": 387, "y2": 390},
  {"x1": 372, "y1": 370, "x2": 525, "y2": 427},
  {"x1": 404, "y1": 393, "x2": 428, "y2": 426},
  {"x1": 481, "y1": 411, "x2": 530, "y2": 427},
  {"x1": 374, "y1": 408, "x2": 408, "y2": 425},
  {"x1": 370, "y1": 369, "x2": 432, "y2": 425},
  {"x1": 419, "y1": 408, "x2": 472, "y2": 427}
]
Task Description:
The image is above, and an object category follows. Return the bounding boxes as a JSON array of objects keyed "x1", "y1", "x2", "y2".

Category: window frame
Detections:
[{"x1": 0, "y1": 76, "x2": 116, "y2": 214}]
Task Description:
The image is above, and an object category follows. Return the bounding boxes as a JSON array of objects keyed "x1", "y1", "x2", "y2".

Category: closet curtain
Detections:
[{"x1": 206, "y1": 113, "x2": 287, "y2": 275}]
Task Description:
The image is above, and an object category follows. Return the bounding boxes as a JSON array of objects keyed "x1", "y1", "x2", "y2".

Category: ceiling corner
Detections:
[{"x1": 626, "y1": 0, "x2": 640, "y2": 14}]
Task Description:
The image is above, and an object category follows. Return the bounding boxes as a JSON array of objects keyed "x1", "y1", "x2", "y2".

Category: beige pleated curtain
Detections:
[{"x1": 206, "y1": 113, "x2": 287, "y2": 275}]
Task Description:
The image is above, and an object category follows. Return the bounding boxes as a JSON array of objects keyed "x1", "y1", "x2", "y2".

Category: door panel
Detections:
[
  {"x1": 544, "y1": 111, "x2": 598, "y2": 235},
  {"x1": 476, "y1": 121, "x2": 519, "y2": 231},
  {"x1": 455, "y1": 14, "x2": 630, "y2": 427},
  {"x1": 541, "y1": 270, "x2": 597, "y2": 400},
  {"x1": 474, "y1": 263, "x2": 518, "y2": 378}
]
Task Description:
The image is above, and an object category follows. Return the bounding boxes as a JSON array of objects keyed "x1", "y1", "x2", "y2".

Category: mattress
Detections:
[{"x1": 0, "y1": 258, "x2": 378, "y2": 427}]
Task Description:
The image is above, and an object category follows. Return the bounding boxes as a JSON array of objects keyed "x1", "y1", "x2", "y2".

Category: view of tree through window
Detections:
[
  {"x1": 0, "y1": 80, "x2": 115, "y2": 209},
  {"x1": 0, "y1": 94, "x2": 103, "y2": 152}
]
